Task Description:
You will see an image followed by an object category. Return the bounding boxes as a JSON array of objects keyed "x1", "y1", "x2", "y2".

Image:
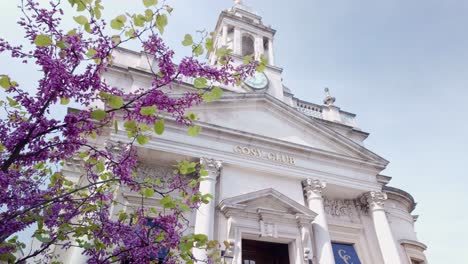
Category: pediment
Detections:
[
  {"x1": 194, "y1": 93, "x2": 388, "y2": 165},
  {"x1": 219, "y1": 188, "x2": 316, "y2": 219}
]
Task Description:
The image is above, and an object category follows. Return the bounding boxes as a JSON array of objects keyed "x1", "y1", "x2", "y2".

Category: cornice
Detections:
[
  {"x1": 399, "y1": 239, "x2": 427, "y2": 251},
  {"x1": 383, "y1": 186, "x2": 416, "y2": 213}
]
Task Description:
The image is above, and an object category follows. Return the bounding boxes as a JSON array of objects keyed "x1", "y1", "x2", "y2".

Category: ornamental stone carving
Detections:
[
  {"x1": 355, "y1": 196, "x2": 369, "y2": 215},
  {"x1": 323, "y1": 198, "x2": 354, "y2": 218},
  {"x1": 135, "y1": 163, "x2": 174, "y2": 188},
  {"x1": 200, "y1": 157, "x2": 222, "y2": 174},
  {"x1": 302, "y1": 179, "x2": 326, "y2": 199},
  {"x1": 363, "y1": 191, "x2": 387, "y2": 211},
  {"x1": 104, "y1": 140, "x2": 129, "y2": 154}
]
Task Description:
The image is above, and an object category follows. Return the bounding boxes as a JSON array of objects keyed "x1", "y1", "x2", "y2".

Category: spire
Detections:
[
  {"x1": 323, "y1": 87, "x2": 336, "y2": 106},
  {"x1": 234, "y1": 0, "x2": 242, "y2": 4}
]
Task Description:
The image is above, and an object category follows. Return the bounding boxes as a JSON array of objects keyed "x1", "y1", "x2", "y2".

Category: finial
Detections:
[
  {"x1": 234, "y1": 0, "x2": 242, "y2": 5},
  {"x1": 323, "y1": 87, "x2": 336, "y2": 106}
]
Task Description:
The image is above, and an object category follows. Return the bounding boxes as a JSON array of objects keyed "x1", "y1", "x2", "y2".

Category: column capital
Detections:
[
  {"x1": 364, "y1": 191, "x2": 387, "y2": 210},
  {"x1": 302, "y1": 178, "x2": 326, "y2": 198},
  {"x1": 200, "y1": 157, "x2": 222, "y2": 174}
]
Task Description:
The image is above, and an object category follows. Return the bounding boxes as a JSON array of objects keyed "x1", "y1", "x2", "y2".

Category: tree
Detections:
[{"x1": 0, "y1": 0, "x2": 265, "y2": 263}]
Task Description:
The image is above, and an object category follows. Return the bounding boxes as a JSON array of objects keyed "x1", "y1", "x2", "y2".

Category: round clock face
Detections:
[{"x1": 244, "y1": 72, "x2": 268, "y2": 89}]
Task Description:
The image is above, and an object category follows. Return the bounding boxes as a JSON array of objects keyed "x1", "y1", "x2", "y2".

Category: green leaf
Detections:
[
  {"x1": 165, "y1": 5, "x2": 173, "y2": 14},
  {"x1": 73, "y1": 15, "x2": 88, "y2": 25},
  {"x1": 94, "y1": 6, "x2": 102, "y2": 19},
  {"x1": 145, "y1": 9, "x2": 153, "y2": 21},
  {"x1": 187, "y1": 126, "x2": 201, "y2": 137},
  {"x1": 155, "y1": 14, "x2": 168, "y2": 34},
  {"x1": 86, "y1": 48, "x2": 97, "y2": 58},
  {"x1": 7, "y1": 97, "x2": 18, "y2": 107},
  {"x1": 133, "y1": 15, "x2": 146, "y2": 27},
  {"x1": 160, "y1": 195, "x2": 176, "y2": 208},
  {"x1": 33, "y1": 233, "x2": 52, "y2": 243},
  {"x1": 125, "y1": 28, "x2": 136, "y2": 39},
  {"x1": 60, "y1": 97, "x2": 70, "y2": 105},
  {"x1": 99, "y1": 91, "x2": 111, "y2": 99},
  {"x1": 189, "y1": 179, "x2": 197, "y2": 188},
  {"x1": 56, "y1": 41, "x2": 66, "y2": 49},
  {"x1": 96, "y1": 161, "x2": 105, "y2": 173},
  {"x1": 203, "y1": 86, "x2": 223, "y2": 102},
  {"x1": 114, "y1": 119, "x2": 119, "y2": 133},
  {"x1": 215, "y1": 47, "x2": 231, "y2": 57},
  {"x1": 182, "y1": 34, "x2": 193, "y2": 46},
  {"x1": 193, "y1": 77, "x2": 207, "y2": 89},
  {"x1": 193, "y1": 45, "x2": 204, "y2": 56},
  {"x1": 108, "y1": 95, "x2": 124, "y2": 109},
  {"x1": 143, "y1": 188, "x2": 155, "y2": 197},
  {"x1": 186, "y1": 112, "x2": 197, "y2": 121},
  {"x1": 140, "y1": 105, "x2": 156, "y2": 116},
  {"x1": 0, "y1": 75, "x2": 11, "y2": 89},
  {"x1": 243, "y1": 54, "x2": 254, "y2": 64},
  {"x1": 210, "y1": 87, "x2": 223, "y2": 99},
  {"x1": 76, "y1": 2, "x2": 86, "y2": 11},
  {"x1": 111, "y1": 15, "x2": 127, "y2": 30},
  {"x1": 143, "y1": 0, "x2": 158, "y2": 7},
  {"x1": 136, "y1": 134, "x2": 149, "y2": 145},
  {"x1": 111, "y1": 35, "x2": 121, "y2": 46},
  {"x1": 91, "y1": 109, "x2": 107, "y2": 120},
  {"x1": 205, "y1": 38, "x2": 214, "y2": 52},
  {"x1": 34, "y1": 35, "x2": 52, "y2": 47},
  {"x1": 124, "y1": 120, "x2": 137, "y2": 131},
  {"x1": 256, "y1": 54, "x2": 268, "y2": 72},
  {"x1": 154, "y1": 119, "x2": 165, "y2": 135},
  {"x1": 178, "y1": 204, "x2": 190, "y2": 212}
]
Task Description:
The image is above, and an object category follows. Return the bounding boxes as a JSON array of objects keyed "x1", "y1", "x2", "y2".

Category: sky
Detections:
[{"x1": 1, "y1": 0, "x2": 467, "y2": 263}]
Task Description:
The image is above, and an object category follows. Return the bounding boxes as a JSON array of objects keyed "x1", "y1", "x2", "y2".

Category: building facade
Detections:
[{"x1": 61, "y1": 2, "x2": 428, "y2": 264}]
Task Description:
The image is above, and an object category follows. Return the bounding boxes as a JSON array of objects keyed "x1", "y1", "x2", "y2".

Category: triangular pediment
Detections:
[
  {"x1": 219, "y1": 188, "x2": 316, "y2": 218},
  {"x1": 194, "y1": 93, "x2": 388, "y2": 165}
]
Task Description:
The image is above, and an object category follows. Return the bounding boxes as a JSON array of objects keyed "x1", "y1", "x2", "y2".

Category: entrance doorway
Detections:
[{"x1": 242, "y1": 239, "x2": 290, "y2": 264}]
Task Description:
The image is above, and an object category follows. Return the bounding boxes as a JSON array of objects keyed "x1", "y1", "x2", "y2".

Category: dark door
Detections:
[{"x1": 242, "y1": 239, "x2": 290, "y2": 264}]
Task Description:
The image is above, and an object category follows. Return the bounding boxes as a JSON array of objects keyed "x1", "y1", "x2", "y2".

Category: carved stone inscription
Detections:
[{"x1": 233, "y1": 145, "x2": 295, "y2": 165}]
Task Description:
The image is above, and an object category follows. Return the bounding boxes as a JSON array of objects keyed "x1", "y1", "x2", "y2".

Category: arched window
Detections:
[{"x1": 241, "y1": 34, "x2": 255, "y2": 56}]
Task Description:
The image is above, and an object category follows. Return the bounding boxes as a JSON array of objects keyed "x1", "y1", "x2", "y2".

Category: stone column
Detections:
[
  {"x1": 302, "y1": 179, "x2": 334, "y2": 264},
  {"x1": 268, "y1": 38, "x2": 275, "y2": 66},
  {"x1": 193, "y1": 157, "x2": 222, "y2": 262},
  {"x1": 254, "y1": 36, "x2": 264, "y2": 60},
  {"x1": 222, "y1": 25, "x2": 228, "y2": 46},
  {"x1": 365, "y1": 191, "x2": 402, "y2": 264},
  {"x1": 297, "y1": 216, "x2": 315, "y2": 264},
  {"x1": 233, "y1": 28, "x2": 241, "y2": 55}
]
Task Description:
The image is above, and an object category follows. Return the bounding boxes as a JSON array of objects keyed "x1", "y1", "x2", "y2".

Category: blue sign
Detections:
[{"x1": 332, "y1": 243, "x2": 362, "y2": 264}]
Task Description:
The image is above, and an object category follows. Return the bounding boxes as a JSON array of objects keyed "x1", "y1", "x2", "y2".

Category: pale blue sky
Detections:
[{"x1": 1, "y1": 1, "x2": 467, "y2": 263}]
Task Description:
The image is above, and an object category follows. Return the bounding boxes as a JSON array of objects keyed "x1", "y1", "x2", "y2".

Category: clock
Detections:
[{"x1": 244, "y1": 71, "x2": 269, "y2": 89}]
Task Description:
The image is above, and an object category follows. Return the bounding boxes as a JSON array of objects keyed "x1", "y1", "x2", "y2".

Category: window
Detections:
[{"x1": 241, "y1": 35, "x2": 255, "y2": 56}]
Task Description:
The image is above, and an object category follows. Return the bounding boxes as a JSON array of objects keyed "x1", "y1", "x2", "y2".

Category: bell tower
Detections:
[{"x1": 209, "y1": 0, "x2": 286, "y2": 101}]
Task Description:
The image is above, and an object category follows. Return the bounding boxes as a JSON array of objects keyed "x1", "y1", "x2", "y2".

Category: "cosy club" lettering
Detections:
[{"x1": 233, "y1": 145, "x2": 295, "y2": 165}]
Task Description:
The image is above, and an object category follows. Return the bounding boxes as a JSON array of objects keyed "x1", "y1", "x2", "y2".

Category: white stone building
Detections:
[{"x1": 61, "y1": 2, "x2": 428, "y2": 264}]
